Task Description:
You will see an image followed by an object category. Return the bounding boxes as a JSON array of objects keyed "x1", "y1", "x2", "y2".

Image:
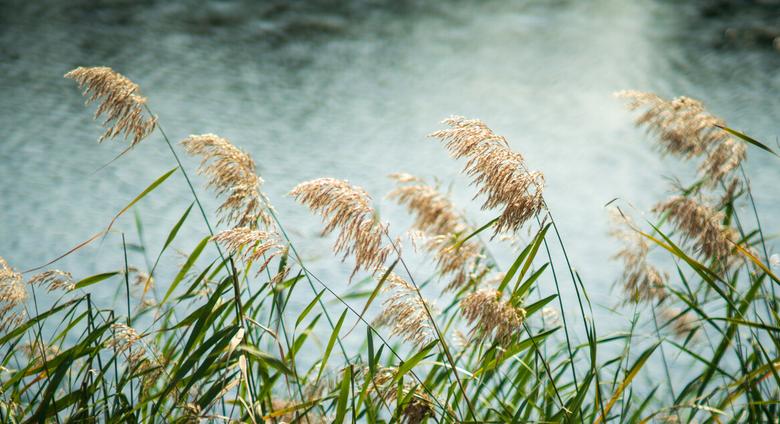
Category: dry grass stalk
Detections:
[
  {"x1": 181, "y1": 134, "x2": 272, "y2": 229},
  {"x1": 0, "y1": 257, "x2": 27, "y2": 333},
  {"x1": 211, "y1": 227, "x2": 283, "y2": 275},
  {"x1": 290, "y1": 178, "x2": 392, "y2": 277},
  {"x1": 609, "y1": 210, "x2": 667, "y2": 304},
  {"x1": 460, "y1": 288, "x2": 525, "y2": 346},
  {"x1": 430, "y1": 116, "x2": 544, "y2": 234},
  {"x1": 28, "y1": 270, "x2": 75, "y2": 292},
  {"x1": 374, "y1": 271, "x2": 436, "y2": 347},
  {"x1": 65, "y1": 67, "x2": 157, "y2": 147},
  {"x1": 388, "y1": 174, "x2": 483, "y2": 291},
  {"x1": 363, "y1": 367, "x2": 435, "y2": 424},
  {"x1": 615, "y1": 90, "x2": 745, "y2": 184},
  {"x1": 654, "y1": 196, "x2": 737, "y2": 263}
]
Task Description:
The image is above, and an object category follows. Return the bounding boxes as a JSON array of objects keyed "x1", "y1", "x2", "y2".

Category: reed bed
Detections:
[{"x1": 0, "y1": 69, "x2": 777, "y2": 423}]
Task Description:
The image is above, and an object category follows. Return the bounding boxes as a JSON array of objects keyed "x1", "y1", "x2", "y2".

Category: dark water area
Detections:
[{"x1": 1, "y1": 0, "x2": 779, "y2": 378}]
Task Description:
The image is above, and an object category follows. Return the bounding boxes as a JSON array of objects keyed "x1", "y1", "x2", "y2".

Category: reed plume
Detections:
[
  {"x1": 212, "y1": 227, "x2": 283, "y2": 274},
  {"x1": 615, "y1": 90, "x2": 744, "y2": 184},
  {"x1": 609, "y1": 210, "x2": 667, "y2": 304},
  {"x1": 660, "y1": 307, "x2": 699, "y2": 339},
  {"x1": 0, "y1": 257, "x2": 27, "y2": 333},
  {"x1": 290, "y1": 178, "x2": 392, "y2": 277},
  {"x1": 21, "y1": 341, "x2": 60, "y2": 367},
  {"x1": 108, "y1": 323, "x2": 145, "y2": 365},
  {"x1": 65, "y1": 66, "x2": 157, "y2": 147},
  {"x1": 374, "y1": 271, "x2": 436, "y2": 347},
  {"x1": 28, "y1": 270, "x2": 75, "y2": 292},
  {"x1": 430, "y1": 116, "x2": 544, "y2": 234},
  {"x1": 363, "y1": 367, "x2": 435, "y2": 424},
  {"x1": 654, "y1": 196, "x2": 736, "y2": 263},
  {"x1": 388, "y1": 174, "x2": 483, "y2": 291},
  {"x1": 181, "y1": 134, "x2": 272, "y2": 229},
  {"x1": 460, "y1": 288, "x2": 525, "y2": 346}
]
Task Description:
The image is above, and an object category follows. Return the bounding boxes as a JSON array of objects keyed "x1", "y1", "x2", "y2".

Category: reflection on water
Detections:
[{"x1": 1, "y1": 0, "x2": 778, "y2": 369}]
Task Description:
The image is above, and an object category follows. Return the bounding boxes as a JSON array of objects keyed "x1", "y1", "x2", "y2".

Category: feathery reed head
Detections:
[
  {"x1": 661, "y1": 307, "x2": 699, "y2": 339},
  {"x1": 290, "y1": 178, "x2": 392, "y2": 277},
  {"x1": 430, "y1": 116, "x2": 544, "y2": 234},
  {"x1": 28, "y1": 270, "x2": 75, "y2": 292},
  {"x1": 654, "y1": 196, "x2": 736, "y2": 263},
  {"x1": 460, "y1": 288, "x2": 525, "y2": 346},
  {"x1": 388, "y1": 174, "x2": 484, "y2": 291},
  {"x1": 0, "y1": 257, "x2": 27, "y2": 334},
  {"x1": 181, "y1": 134, "x2": 272, "y2": 229},
  {"x1": 212, "y1": 227, "x2": 284, "y2": 275},
  {"x1": 65, "y1": 66, "x2": 157, "y2": 147},
  {"x1": 615, "y1": 90, "x2": 744, "y2": 184},
  {"x1": 609, "y1": 210, "x2": 667, "y2": 304},
  {"x1": 374, "y1": 271, "x2": 436, "y2": 347}
]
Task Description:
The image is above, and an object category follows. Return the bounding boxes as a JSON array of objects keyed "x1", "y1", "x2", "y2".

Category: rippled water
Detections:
[{"x1": 1, "y1": 0, "x2": 779, "y2": 368}]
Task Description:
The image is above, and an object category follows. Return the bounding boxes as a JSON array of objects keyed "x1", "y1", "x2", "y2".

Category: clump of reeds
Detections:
[
  {"x1": 430, "y1": 116, "x2": 545, "y2": 234},
  {"x1": 290, "y1": 178, "x2": 392, "y2": 277},
  {"x1": 374, "y1": 271, "x2": 436, "y2": 347},
  {"x1": 181, "y1": 134, "x2": 272, "y2": 229},
  {"x1": 460, "y1": 288, "x2": 525, "y2": 346},
  {"x1": 65, "y1": 66, "x2": 157, "y2": 147},
  {"x1": 388, "y1": 173, "x2": 483, "y2": 291}
]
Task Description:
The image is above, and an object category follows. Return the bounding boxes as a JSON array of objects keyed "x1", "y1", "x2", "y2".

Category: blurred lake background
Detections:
[{"x1": 1, "y1": 0, "x2": 779, "y2": 365}]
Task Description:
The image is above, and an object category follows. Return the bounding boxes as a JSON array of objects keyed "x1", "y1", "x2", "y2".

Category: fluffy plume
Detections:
[
  {"x1": 290, "y1": 178, "x2": 392, "y2": 277},
  {"x1": 615, "y1": 91, "x2": 744, "y2": 184},
  {"x1": 108, "y1": 323, "x2": 145, "y2": 365},
  {"x1": 430, "y1": 116, "x2": 544, "y2": 234},
  {"x1": 609, "y1": 210, "x2": 667, "y2": 304},
  {"x1": 28, "y1": 270, "x2": 75, "y2": 292},
  {"x1": 388, "y1": 174, "x2": 483, "y2": 291},
  {"x1": 460, "y1": 288, "x2": 525, "y2": 346},
  {"x1": 181, "y1": 134, "x2": 271, "y2": 229},
  {"x1": 362, "y1": 367, "x2": 435, "y2": 424},
  {"x1": 0, "y1": 257, "x2": 27, "y2": 333},
  {"x1": 661, "y1": 307, "x2": 699, "y2": 339},
  {"x1": 21, "y1": 341, "x2": 60, "y2": 366},
  {"x1": 374, "y1": 271, "x2": 436, "y2": 347},
  {"x1": 654, "y1": 196, "x2": 736, "y2": 263},
  {"x1": 65, "y1": 66, "x2": 157, "y2": 147},
  {"x1": 211, "y1": 227, "x2": 283, "y2": 275}
]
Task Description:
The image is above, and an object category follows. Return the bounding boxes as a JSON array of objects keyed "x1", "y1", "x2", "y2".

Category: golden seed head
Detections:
[
  {"x1": 374, "y1": 271, "x2": 436, "y2": 347},
  {"x1": 28, "y1": 270, "x2": 75, "y2": 292},
  {"x1": 615, "y1": 90, "x2": 744, "y2": 184},
  {"x1": 0, "y1": 257, "x2": 27, "y2": 334},
  {"x1": 430, "y1": 116, "x2": 544, "y2": 234},
  {"x1": 460, "y1": 288, "x2": 525, "y2": 346},
  {"x1": 211, "y1": 227, "x2": 283, "y2": 275},
  {"x1": 654, "y1": 196, "x2": 737, "y2": 264},
  {"x1": 362, "y1": 366, "x2": 435, "y2": 424},
  {"x1": 181, "y1": 134, "x2": 272, "y2": 229},
  {"x1": 290, "y1": 178, "x2": 392, "y2": 277},
  {"x1": 609, "y1": 210, "x2": 667, "y2": 304},
  {"x1": 388, "y1": 174, "x2": 483, "y2": 291},
  {"x1": 65, "y1": 66, "x2": 157, "y2": 147}
]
